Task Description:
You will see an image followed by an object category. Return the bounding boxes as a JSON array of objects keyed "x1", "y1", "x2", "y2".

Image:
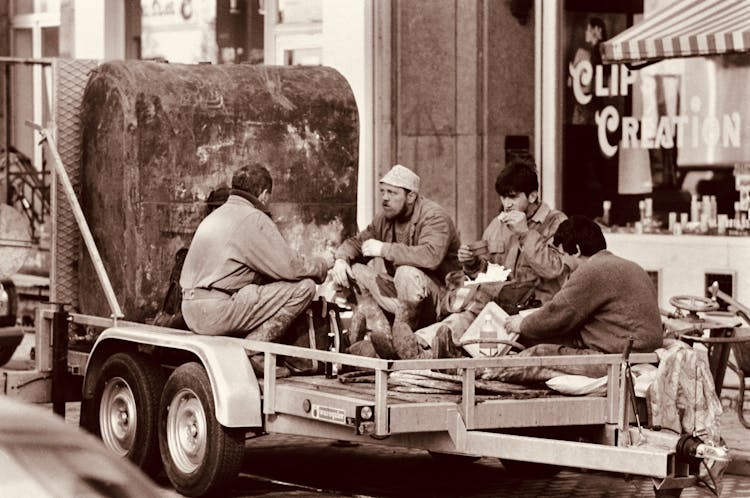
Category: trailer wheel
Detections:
[
  {"x1": 82, "y1": 352, "x2": 165, "y2": 476},
  {"x1": 159, "y1": 362, "x2": 245, "y2": 497},
  {"x1": 499, "y1": 459, "x2": 562, "y2": 478}
]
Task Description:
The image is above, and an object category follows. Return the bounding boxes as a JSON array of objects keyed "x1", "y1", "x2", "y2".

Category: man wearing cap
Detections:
[
  {"x1": 180, "y1": 163, "x2": 332, "y2": 353},
  {"x1": 331, "y1": 164, "x2": 461, "y2": 358}
]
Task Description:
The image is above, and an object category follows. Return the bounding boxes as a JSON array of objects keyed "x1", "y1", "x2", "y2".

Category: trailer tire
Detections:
[
  {"x1": 159, "y1": 362, "x2": 245, "y2": 497},
  {"x1": 82, "y1": 352, "x2": 165, "y2": 476}
]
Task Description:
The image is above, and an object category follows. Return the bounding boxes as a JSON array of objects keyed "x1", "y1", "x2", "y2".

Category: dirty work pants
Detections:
[
  {"x1": 351, "y1": 259, "x2": 442, "y2": 321},
  {"x1": 182, "y1": 279, "x2": 316, "y2": 342}
]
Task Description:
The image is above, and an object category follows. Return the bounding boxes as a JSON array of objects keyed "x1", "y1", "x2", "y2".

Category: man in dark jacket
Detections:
[
  {"x1": 180, "y1": 163, "x2": 331, "y2": 342},
  {"x1": 330, "y1": 164, "x2": 461, "y2": 356}
]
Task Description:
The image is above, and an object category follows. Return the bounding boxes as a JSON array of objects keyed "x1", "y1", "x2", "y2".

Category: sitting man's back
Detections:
[{"x1": 180, "y1": 163, "x2": 331, "y2": 341}]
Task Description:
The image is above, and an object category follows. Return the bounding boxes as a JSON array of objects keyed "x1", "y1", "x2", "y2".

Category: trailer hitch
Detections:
[{"x1": 675, "y1": 434, "x2": 730, "y2": 463}]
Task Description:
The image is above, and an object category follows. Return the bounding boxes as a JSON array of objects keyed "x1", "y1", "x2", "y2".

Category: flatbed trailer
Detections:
[
  {"x1": 1, "y1": 305, "x2": 727, "y2": 497},
  {"x1": 0, "y1": 57, "x2": 730, "y2": 497}
]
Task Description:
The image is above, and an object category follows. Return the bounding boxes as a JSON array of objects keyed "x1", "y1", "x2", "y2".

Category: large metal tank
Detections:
[{"x1": 79, "y1": 61, "x2": 358, "y2": 321}]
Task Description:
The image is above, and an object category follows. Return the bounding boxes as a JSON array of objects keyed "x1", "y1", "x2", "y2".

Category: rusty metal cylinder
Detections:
[{"x1": 79, "y1": 61, "x2": 359, "y2": 321}]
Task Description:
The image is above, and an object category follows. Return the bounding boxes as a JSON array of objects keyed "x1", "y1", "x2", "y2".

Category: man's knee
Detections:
[
  {"x1": 351, "y1": 263, "x2": 373, "y2": 281},
  {"x1": 295, "y1": 278, "x2": 317, "y2": 300},
  {"x1": 394, "y1": 265, "x2": 428, "y2": 301}
]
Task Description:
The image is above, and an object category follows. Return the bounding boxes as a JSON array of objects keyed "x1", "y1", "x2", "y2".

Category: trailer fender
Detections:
[{"x1": 84, "y1": 326, "x2": 262, "y2": 428}]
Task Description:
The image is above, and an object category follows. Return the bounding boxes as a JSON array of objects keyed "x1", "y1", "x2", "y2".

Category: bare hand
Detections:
[
  {"x1": 330, "y1": 258, "x2": 353, "y2": 288},
  {"x1": 457, "y1": 244, "x2": 475, "y2": 264},
  {"x1": 504, "y1": 314, "x2": 525, "y2": 334},
  {"x1": 501, "y1": 210, "x2": 528, "y2": 235},
  {"x1": 362, "y1": 239, "x2": 384, "y2": 257}
]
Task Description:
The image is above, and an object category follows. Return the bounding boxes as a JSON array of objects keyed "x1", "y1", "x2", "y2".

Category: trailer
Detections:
[{"x1": 0, "y1": 58, "x2": 732, "y2": 497}]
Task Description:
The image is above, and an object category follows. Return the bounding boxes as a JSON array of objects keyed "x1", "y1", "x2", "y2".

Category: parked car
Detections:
[{"x1": 0, "y1": 396, "x2": 170, "y2": 497}]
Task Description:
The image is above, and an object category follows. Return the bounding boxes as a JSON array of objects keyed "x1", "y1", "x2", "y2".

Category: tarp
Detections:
[{"x1": 601, "y1": 0, "x2": 750, "y2": 64}]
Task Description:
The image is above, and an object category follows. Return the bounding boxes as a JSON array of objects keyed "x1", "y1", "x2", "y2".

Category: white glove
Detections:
[{"x1": 362, "y1": 239, "x2": 384, "y2": 257}]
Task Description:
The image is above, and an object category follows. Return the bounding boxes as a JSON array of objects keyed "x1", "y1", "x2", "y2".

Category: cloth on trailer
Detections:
[{"x1": 648, "y1": 339, "x2": 723, "y2": 444}]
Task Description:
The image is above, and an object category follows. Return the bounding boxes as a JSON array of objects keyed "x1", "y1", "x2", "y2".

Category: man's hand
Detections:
[
  {"x1": 362, "y1": 239, "x2": 384, "y2": 257},
  {"x1": 330, "y1": 258, "x2": 353, "y2": 288},
  {"x1": 501, "y1": 210, "x2": 528, "y2": 236},
  {"x1": 457, "y1": 244, "x2": 476, "y2": 264},
  {"x1": 505, "y1": 314, "x2": 525, "y2": 334}
]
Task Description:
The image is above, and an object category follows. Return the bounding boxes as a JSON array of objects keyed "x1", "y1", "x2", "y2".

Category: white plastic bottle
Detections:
[{"x1": 479, "y1": 315, "x2": 497, "y2": 357}]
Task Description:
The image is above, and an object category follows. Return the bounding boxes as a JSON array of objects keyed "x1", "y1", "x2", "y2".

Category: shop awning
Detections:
[{"x1": 600, "y1": 0, "x2": 750, "y2": 65}]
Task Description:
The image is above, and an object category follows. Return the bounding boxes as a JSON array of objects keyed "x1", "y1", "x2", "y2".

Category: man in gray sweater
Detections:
[{"x1": 503, "y1": 216, "x2": 663, "y2": 378}]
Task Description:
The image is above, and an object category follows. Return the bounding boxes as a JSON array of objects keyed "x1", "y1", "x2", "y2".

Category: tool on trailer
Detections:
[{"x1": 620, "y1": 337, "x2": 645, "y2": 445}]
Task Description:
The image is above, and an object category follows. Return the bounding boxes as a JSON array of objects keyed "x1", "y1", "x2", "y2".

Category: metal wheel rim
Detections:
[
  {"x1": 166, "y1": 387, "x2": 207, "y2": 474},
  {"x1": 99, "y1": 376, "x2": 137, "y2": 457}
]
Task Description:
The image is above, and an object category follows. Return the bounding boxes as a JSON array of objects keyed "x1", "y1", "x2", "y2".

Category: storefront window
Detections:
[{"x1": 563, "y1": 0, "x2": 750, "y2": 235}]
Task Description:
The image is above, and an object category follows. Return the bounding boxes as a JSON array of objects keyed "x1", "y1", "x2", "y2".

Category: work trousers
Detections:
[
  {"x1": 351, "y1": 259, "x2": 442, "y2": 321},
  {"x1": 182, "y1": 279, "x2": 316, "y2": 341}
]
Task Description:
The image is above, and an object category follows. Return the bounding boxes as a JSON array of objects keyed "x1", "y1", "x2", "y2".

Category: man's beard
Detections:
[{"x1": 383, "y1": 202, "x2": 410, "y2": 220}]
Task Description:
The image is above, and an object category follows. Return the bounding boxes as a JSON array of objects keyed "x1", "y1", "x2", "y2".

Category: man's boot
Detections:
[
  {"x1": 393, "y1": 301, "x2": 421, "y2": 329},
  {"x1": 391, "y1": 322, "x2": 430, "y2": 359},
  {"x1": 245, "y1": 308, "x2": 299, "y2": 343},
  {"x1": 249, "y1": 354, "x2": 291, "y2": 378},
  {"x1": 347, "y1": 338, "x2": 378, "y2": 358},
  {"x1": 431, "y1": 325, "x2": 462, "y2": 359},
  {"x1": 369, "y1": 331, "x2": 399, "y2": 359},
  {"x1": 352, "y1": 291, "x2": 391, "y2": 339}
]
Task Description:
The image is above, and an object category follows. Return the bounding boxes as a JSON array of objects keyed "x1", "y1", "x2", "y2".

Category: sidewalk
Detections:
[{"x1": 719, "y1": 386, "x2": 750, "y2": 476}]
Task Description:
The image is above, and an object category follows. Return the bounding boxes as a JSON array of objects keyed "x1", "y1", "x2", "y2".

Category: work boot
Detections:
[
  {"x1": 431, "y1": 325, "x2": 462, "y2": 359},
  {"x1": 347, "y1": 338, "x2": 378, "y2": 358},
  {"x1": 354, "y1": 291, "x2": 391, "y2": 337},
  {"x1": 246, "y1": 308, "x2": 299, "y2": 343},
  {"x1": 249, "y1": 354, "x2": 291, "y2": 379},
  {"x1": 393, "y1": 301, "x2": 421, "y2": 329},
  {"x1": 391, "y1": 322, "x2": 430, "y2": 359},
  {"x1": 369, "y1": 331, "x2": 398, "y2": 359}
]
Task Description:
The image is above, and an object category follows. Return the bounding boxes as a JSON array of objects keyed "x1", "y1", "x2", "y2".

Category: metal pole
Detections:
[
  {"x1": 51, "y1": 303, "x2": 69, "y2": 416},
  {"x1": 5, "y1": 63, "x2": 10, "y2": 205},
  {"x1": 26, "y1": 120, "x2": 124, "y2": 319}
]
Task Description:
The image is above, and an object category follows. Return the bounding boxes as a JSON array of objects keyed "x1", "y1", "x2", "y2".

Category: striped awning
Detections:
[{"x1": 600, "y1": 0, "x2": 750, "y2": 64}]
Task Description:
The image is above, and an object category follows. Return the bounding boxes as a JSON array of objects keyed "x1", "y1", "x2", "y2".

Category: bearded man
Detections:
[{"x1": 331, "y1": 164, "x2": 460, "y2": 357}]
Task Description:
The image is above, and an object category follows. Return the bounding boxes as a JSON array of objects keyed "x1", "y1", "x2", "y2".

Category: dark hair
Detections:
[
  {"x1": 553, "y1": 215, "x2": 606, "y2": 257},
  {"x1": 494, "y1": 155, "x2": 539, "y2": 197},
  {"x1": 588, "y1": 17, "x2": 607, "y2": 41},
  {"x1": 232, "y1": 163, "x2": 273, "y2": 198}
]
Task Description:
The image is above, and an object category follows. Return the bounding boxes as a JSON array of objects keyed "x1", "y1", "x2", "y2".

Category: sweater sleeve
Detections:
[
  {"x1": 239, "y1": 212, "x2": 329, "y2": 283},
  {"x1": 381, "y1": 211, "x2": 451, "y2": 270},
  {"x1": 520, "y1": 262, "x2": 602, "y2": 339}
]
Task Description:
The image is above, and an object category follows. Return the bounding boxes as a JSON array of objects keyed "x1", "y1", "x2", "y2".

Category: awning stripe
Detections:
[{"x1": 601, "y1": 0, "x2": 750, "y2": 64}]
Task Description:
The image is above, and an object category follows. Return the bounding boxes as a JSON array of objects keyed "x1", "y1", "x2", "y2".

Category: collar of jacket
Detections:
[
  {"x1": 229, "y1": 189, "x2": 272, "y2": 218},
  {"x1": 528, "y1": 202, "x2": 551, "y2": 225}
]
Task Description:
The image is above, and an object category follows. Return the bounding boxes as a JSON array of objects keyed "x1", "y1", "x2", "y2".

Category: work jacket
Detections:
[{"x1": 335, "y1": 195, "x2": 460, "y2": 287}]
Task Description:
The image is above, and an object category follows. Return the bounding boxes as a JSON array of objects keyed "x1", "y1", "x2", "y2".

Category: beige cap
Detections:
[{"x1": 379, "y1": 164, "x2": 420, "y2": 193}]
